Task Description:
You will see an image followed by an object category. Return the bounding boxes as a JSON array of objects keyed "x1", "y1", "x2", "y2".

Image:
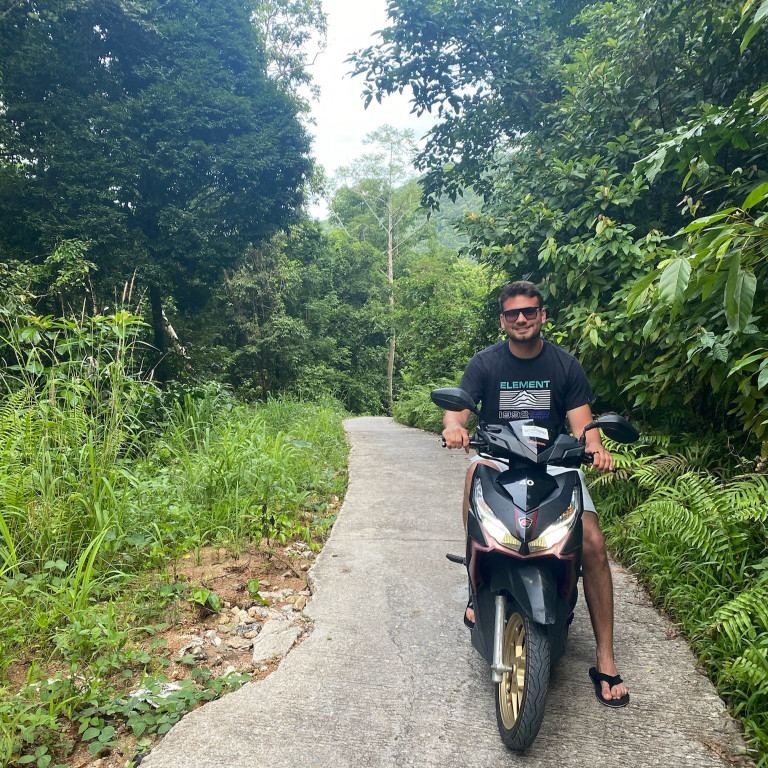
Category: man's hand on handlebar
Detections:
[
  {"x1": 442, "y1": 425, "x2": 470, "y2": 452},
  {"x1": 586, "y1": 444, "x2": 614, "y2": 472}
]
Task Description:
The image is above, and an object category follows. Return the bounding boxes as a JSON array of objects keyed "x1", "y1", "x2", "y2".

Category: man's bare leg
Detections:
[
  {"x1": 581, "y1": 510, "x2": 628, "y2": 702},
  {"x1": 462, "y1": 459, "x2": 497, "y2": 625}
]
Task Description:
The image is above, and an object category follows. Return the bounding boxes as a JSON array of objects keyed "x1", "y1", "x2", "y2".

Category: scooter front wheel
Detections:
[{"x1": 495, "y1": 610, "x2": 550, "y2": 751}]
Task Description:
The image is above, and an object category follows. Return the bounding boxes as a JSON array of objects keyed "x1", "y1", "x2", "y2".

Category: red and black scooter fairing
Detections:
[{"x1": 466, "y1": 459, "x2": 583, "y2": 669}]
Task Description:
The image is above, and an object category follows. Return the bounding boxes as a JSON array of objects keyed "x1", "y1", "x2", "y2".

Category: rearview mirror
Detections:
[
  {"x1": 430, "y1": 387, "x2": 480, "y2": 416},
  {"x1": 583, "y1": 414, "x2": 639, "y2": 444}
]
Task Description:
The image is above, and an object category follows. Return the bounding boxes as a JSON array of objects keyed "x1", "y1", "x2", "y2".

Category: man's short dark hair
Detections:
[{"x1": 498, "y1": 281, "x2": 544, "y2": 310}]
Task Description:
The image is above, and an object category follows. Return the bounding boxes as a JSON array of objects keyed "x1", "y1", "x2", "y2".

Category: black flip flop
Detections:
[
  {"x1": 463, "y1": 598, "x2": 475, "y2": 630},
  {"x1": 589, "y1": 666, "x2": 630, "y2": 708}
]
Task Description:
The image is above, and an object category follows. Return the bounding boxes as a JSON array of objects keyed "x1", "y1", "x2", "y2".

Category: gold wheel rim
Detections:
[{"x1": 498, "y1": 612, "x2": 526, "y2": 729}]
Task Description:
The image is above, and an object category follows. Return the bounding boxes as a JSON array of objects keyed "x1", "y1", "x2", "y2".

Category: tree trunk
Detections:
[
  {"x1": 388, "y1": 331, "x2": 395, "y2": 412},
  {"x1": 149, "y1": 284, "x2": 169, "y2": 383},
  {"x1": 162, "y1": 310, "x2": 192, "y2": 371},
  {"x1": 387, "y1": 184, "x2": 395, "y2": 412}
]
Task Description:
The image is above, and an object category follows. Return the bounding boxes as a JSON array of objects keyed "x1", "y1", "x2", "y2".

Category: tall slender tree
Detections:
[{"x1": 331, "y1": 126, "x2": 424, "y2": 409}]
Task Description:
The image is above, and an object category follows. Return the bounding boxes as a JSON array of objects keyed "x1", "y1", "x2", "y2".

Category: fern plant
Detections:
[{"x1": 593, "y1": 436, "x2": 768, "y2": 764}]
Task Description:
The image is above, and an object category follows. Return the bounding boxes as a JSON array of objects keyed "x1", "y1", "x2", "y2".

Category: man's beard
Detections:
[{"x1": 508, "y1": 327, "x2": 541, "y2": 344}]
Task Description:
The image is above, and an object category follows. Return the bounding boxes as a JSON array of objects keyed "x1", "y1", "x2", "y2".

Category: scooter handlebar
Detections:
[
  {"x1": 440, "y1": 435, "x2": 488, "y2": 449},
  {"x1": 439, "y1": 440, "x2": 617, "y2": 471},
  {"x1": 582, "y1": 451, "x2": 618, "y2": 473}
]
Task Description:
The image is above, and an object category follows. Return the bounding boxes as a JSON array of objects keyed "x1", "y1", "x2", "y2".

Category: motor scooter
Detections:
[{"x1": 431, "y1": 387, "x2": 638, "y2": 751}]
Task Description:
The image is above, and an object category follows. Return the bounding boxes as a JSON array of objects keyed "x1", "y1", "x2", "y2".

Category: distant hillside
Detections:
[{"x1": 431, "y1": 190, "x2": 482, "y2": 252}]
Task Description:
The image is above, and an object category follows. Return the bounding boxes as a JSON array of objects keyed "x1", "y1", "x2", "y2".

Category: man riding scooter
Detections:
[{"x1": 442, "y1": 280, "x2": 629, "y2": 707}]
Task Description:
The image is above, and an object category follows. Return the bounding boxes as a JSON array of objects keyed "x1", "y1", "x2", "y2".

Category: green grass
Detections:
[
  {"x1": 392, "y1": 377, "x2": 460, "y2": 434},
  {"x1": 0, "y1": 312, "x2": 349, "y2": 766}
]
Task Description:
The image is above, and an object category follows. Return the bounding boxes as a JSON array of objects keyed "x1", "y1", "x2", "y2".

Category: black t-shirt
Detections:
[{"x1": 459, "y1": 340, "x2": 593, "y2": 435}]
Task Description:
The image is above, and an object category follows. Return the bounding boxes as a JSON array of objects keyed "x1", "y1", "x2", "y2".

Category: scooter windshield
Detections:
[{"x1": 506, "y1": 419, "x2": 554, "y2": 455}]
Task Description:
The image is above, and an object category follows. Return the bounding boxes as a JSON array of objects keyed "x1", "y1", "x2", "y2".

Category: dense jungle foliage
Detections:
[
  {"x1": 356, "y1": 0, "x2": 768, "y2": 440},
  {"x1": 2, "y1": 0, "x2": 768, "y2": 764},
  {"x1": 361, "y1": 0, "x2": 768, "y2": 761},
  {"x1": 0, "y1": 2, "x2": 488, "y2": 763}
]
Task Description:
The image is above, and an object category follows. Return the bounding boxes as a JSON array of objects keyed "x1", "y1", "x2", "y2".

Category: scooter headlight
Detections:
[
  {"x1": 473, "y1": 477, "x2": 521, "y2": 551},
  {"x1": 528, "y1": 485, "x2": 581, "y2": 552}
]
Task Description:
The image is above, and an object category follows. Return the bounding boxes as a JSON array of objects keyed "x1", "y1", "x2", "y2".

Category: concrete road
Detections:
[{"x1": 144, "y1": 417, "x2": 752, "y2": 768}]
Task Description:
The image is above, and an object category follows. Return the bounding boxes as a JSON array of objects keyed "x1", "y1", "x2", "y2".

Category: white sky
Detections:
[{"x1": 307, "y1": 0, "x2": 436, "y2": 215}]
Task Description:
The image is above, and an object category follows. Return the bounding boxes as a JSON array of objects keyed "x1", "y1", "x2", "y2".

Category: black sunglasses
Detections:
[{"x1": 502, "y1": 306, "x2": 541, "y2": 322}]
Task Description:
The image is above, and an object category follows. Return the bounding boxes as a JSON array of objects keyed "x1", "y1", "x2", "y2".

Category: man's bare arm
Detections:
[{"x1": 567, "y1": 404, "x2": 614, "y2": 472}]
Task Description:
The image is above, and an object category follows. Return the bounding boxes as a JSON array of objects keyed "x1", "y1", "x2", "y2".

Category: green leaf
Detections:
[
  {"x1": 658, "y1": 259, "x2": 691, "y2": 306},
  {"x1": 82, "y1": 727, "x2": 100, "y2": 740},
  {"x1": 729, "y1": 352, "x2": 767, "y2": 374},
  {"x1": 725, "y1": 253, "x2": 741, "y2": 326},
  {"x1": 681, "y1": 208, "x2": 737, "y2": 232},
  {"x1": 743, "y1": 182, "x2": 768, "y2": 210},
  {"x1": 191, "y1": 588, "x2": 210, "y2": 606},
  {"x1": 741, "y1": 14, "x2": 765, "y2": 52},
  {"x1": 758, "y1": 362, "x2": 768, "y2": 391},
  {"x1": 640, "y1": 148, "x2": 667, "y2": 183},
  {"x1": 726, "y1": 262, "x2": 757, "y2": 333},
  {"x1": 626, "y1": 269, "x2": 660, "y2": 315},
  {"x1": 737, "y1": 271, "x2": 757, "y2": 332},
  {"x1": 712, "y1": 343, "x2": 729, "y2": 363},
  {"x1": 206, "y1": 591, "x2": 221, "y2": 613},
  {"x1": 641, "y1": 314, "x2": 656, "y2": 338},
  {"x1": 730, "y1": 131, "x2": 750, "y2": 150},
  {"x1": 699, "y1": 271, "x2": 721, "y2": 301}
]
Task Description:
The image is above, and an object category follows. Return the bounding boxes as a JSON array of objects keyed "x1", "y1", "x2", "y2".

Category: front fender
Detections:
[{"x1": 490, "y1": 562, "x2": 557, "y2": 625}]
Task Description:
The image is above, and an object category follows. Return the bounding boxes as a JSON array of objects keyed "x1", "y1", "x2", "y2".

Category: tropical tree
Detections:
[
  {"x1": 183, "y1": 218, "x2": 391, "y2": 412},
  {"x1": 351, "y1": 0, "x2": 584, "y2": 203},
  {"x1": 395, "y1": 248, "x2": 492, "y2": 387},
  {"x1": 0, "y1": 0, "x2": 312, "y2": 377},
  {"x1": 252, "y1": 0, "x2": 328, "y2": 103},
  {"x1": 352, "y1": 0, "x2": 768, "y2": 205},
  {"x1": 331, "y1": 126, "x2": 425, "y2": 408}
]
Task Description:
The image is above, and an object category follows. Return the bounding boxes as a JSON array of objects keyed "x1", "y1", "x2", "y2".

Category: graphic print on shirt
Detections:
[{"x1": 498, "y1": 379, "x2": 551, "y2": 421}]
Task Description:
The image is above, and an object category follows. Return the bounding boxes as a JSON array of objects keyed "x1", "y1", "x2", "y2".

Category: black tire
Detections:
[{"x1": 494, "y1": 610, "x2": 550, "y2": 751}]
